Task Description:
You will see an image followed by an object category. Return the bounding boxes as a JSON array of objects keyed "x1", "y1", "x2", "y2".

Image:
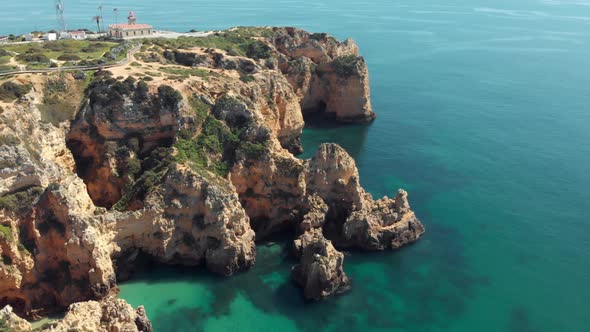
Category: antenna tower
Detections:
[
  {"x1": 98, "y1": 4, "x2": 104, "y2": 32},
  {"x1": 55, "y1": 0, "x2": 66, "y2": 32}
]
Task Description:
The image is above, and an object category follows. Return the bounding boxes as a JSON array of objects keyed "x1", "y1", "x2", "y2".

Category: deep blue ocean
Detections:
[{"x1": 2, "y1": 1, "x2": 589, "y2": 331}]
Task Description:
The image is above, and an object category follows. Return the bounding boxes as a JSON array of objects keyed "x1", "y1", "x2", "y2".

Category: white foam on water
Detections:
[{"x1": 539, "y1": 0, "x2": 590, "y2": 6}]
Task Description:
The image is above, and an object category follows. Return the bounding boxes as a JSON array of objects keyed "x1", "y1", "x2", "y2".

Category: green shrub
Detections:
[
  {"x1": 190, "y1": 95, "x2": 211, "y2": 126},
  {"x1": 143, "y1": 28, "x2": 275, "y2": 60},
  {"x1": 0, "y1": 187, "x2": 44, "y2": 212},
  {"x1": 0, "y1": 134, "x2": 20, "y2": 146},
  {"x1": 44, "y1": 74, "x2": 68, "y2": 94},
  {"x1": 126, "y1": 157, "x2": 142, "y2": 177},
  {"x1": 134, "y1": 80, "x2": 149, "y2": 102},
  {"x1": 158, "y1": 85, "x2": 182, "y2": 109},
  {"x1": 16, "y1": 52, "x2": 49, "y2": 64},
  {"x1": 112, "y1": 147, "x2": 173, "y2": 211},
  {"x1": 174, "y1": 115, "x2": 239, "y2": 177},
  {"x1": 331, "y1": 55, "x2": 361, "y2": 77},
  {"x1": 57, "y1": 53, "x2": 81, "y2": 61},
  {"x1": 246, "y1": 40, "x2": 273, "y2": 60},
  {"x1": 38, "y1": 74, "x2": 77, "y2": 125},
  {"x1": 126, "y1": 137, "x2": 141, "y2": 152},
  {"x1": 160, "y1": 67, "x2": 212, "y2": 80},
  {"x1": 0, "y1": 224, "x2": 13, "y2": 242},
  {"x1": 0, "y1": 81, "x2": 31, "y2": 102},
  {"x1": 239, "y1": 74, "x2": 256, "y2": 83},
  {"x1": 239, "y1": 141, "x2": 267, "y2": 159},
  {"x1": 43, "y1": 41, "x2": 67, "y2": 52},
  {"x1": 0, "y1": 317, "x2": 9, "y2": 332},
  {"x1": 81, "y1": 42, "x2": 109, "y2": 53}
]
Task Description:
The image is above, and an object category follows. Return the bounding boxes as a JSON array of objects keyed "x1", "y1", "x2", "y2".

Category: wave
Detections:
[
  {"x1": 474, "y1": 7, "x2": 548, "y2": 17},
  {"x1": 474, "y1": 7, "x2": 590, "y2": 21},
  {"x1": 539, "y1": 0, "x2": 590, "y2": 5}
]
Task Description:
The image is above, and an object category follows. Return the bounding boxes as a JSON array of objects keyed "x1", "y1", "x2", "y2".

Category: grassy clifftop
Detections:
[{"x1": 0, "y1": 40, "x2": 131, "y2": 70}]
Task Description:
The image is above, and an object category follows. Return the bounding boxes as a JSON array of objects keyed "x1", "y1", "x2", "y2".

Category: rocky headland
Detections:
[{"x1": 0, "y1": 27, "x2": 424, "y2": 329}]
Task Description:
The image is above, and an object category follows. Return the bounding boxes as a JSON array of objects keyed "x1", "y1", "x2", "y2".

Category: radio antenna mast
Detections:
[
  {"x1": 98, "y1": 4, "x2": 104, "y2": 32},
  {"x1": 55, "y1": 0, "x2": 66, "y2": 32}
]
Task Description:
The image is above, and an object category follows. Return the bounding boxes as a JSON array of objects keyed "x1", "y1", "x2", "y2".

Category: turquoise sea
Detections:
[{"x1": 2, "y1": 1, "x2": 589, "y2": 331}]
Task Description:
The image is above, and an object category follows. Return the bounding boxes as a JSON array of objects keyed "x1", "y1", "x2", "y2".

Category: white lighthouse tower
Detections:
[{"x1": 128, "y1": 11, "x2": 137, "y2": 25}]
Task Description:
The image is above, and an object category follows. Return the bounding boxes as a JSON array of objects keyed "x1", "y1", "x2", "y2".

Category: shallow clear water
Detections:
[{"x1": 3, "y1": 1, "x2": 589, "y2": 331}]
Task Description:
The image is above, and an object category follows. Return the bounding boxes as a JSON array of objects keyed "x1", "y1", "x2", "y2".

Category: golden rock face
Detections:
[{"x1": 0, "y1": 28, "x2": 420, "y2": 323}]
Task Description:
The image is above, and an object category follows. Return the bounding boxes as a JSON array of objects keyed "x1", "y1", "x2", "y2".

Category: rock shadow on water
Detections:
[
  {"x1": 237, "y1": 221, "x2": 485, "y2": 332},
  {"x1": 119, "y1": 205, "x2": 486, "y2": 332},
  {"x1": 299, "y1": 121, "x2": 371, "y2": 160},
  {"x1": 326, "y1": 221, "x2": 486, "y2": 332},
  {"x1": 151, "y1": 305, "x2": 209, "y2": 332},
  {"x1": 508, "y1": 306, "x2": 538, "y2": 332}
]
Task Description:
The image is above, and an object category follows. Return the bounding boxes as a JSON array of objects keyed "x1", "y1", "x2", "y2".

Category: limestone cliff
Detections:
[
  {"x1": 0, "y1": 27, "x2": 423, "y2": 322},
  {"x1": 0, "y1": 297, "x2": 152, "y2": 332},
  {"x1": 272, "y1": 27, "x2": 375, "y2": 122}
]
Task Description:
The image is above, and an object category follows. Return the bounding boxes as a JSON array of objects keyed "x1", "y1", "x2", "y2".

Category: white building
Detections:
[
  {"x1": 24, "y1": 34, "x2": 34, "y2": 41},
  {"x1": 59, "y1": 31, "x2": 87, "y2": 40},
  {"x1": 108, "y1": 11, "x2": 153, "y2": 39},
  {"x1": 43, "y1": 33, "x2": 57, "y2": 41},
  {"x1": 0, "y1": 36, "x2": 8, "y2": 44},
  {"x1": 70, "y1": 31, "x2": 87, "y2": 40}
]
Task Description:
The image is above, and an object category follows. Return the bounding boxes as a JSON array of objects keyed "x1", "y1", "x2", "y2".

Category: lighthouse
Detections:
[
  {"x1": 108, "y1": 10, "x2": 153, "y2": 39},
  {"x1": 128, "y1": 11, "x2": 137, "y2": 25}
]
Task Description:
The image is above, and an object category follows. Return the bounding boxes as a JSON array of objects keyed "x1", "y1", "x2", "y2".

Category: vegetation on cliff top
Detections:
[
  {"x1": 331, "y1": 55, "x2": 362, "y2": 77},
  {"x1": 0, "y1": 81, "x2": 31, "y2": 102},
  {"x1": 143, "y1": 28, "x2": 274, "y2": 60},
  {"x1": 88, "y1": 72, "x2": 181, "y2": 113},
  {"x1": 0, "y1": 40, "x2": 129, "y2": 69},
  {"x1": 174, "y1": 94, "x2": 269, "y2": 177},
  {"x1": 82, "y1": 74, "x2": 270, "y2": 211},
  {"x1": 38, "y1": 73, "x2": 86, "y2": 126},
  {"x1": 174, "y1": 116, "x2": 237, "y2": 177}
]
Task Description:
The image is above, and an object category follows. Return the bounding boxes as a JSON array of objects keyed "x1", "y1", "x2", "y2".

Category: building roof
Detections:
[
  {"x1": 109, "y1": 23, "x2": 152, "y2": 30},
  {"x1": 70, "y1": 31, "x2": 86, "y2": 35}
]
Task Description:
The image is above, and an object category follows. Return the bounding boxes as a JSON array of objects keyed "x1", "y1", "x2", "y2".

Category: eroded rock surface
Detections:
[
  {"x1": 0, "y1": 27, "x2": 423, "y2": 320},
  {"x1": 306, "y1": 144, "x2": 425, "y2": 250},
  {"x1": 0, "y1": 305, "x2": 32, "y2": 332},
  {"x1": 292, "y1": 228, "x2": 350, "y2": 300},
  {"x1": 113, "y1": 164, "x2": 256, "y2": 276},
  {"x1": 272, "y1": 27, "x2": 375, "y2": 122},
  {"x1": 0, "y1": 297, "x2": 152, "y2": 332},
  {"x1": 291, "y1": 195, "x2": 350, "y2": 300}
]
